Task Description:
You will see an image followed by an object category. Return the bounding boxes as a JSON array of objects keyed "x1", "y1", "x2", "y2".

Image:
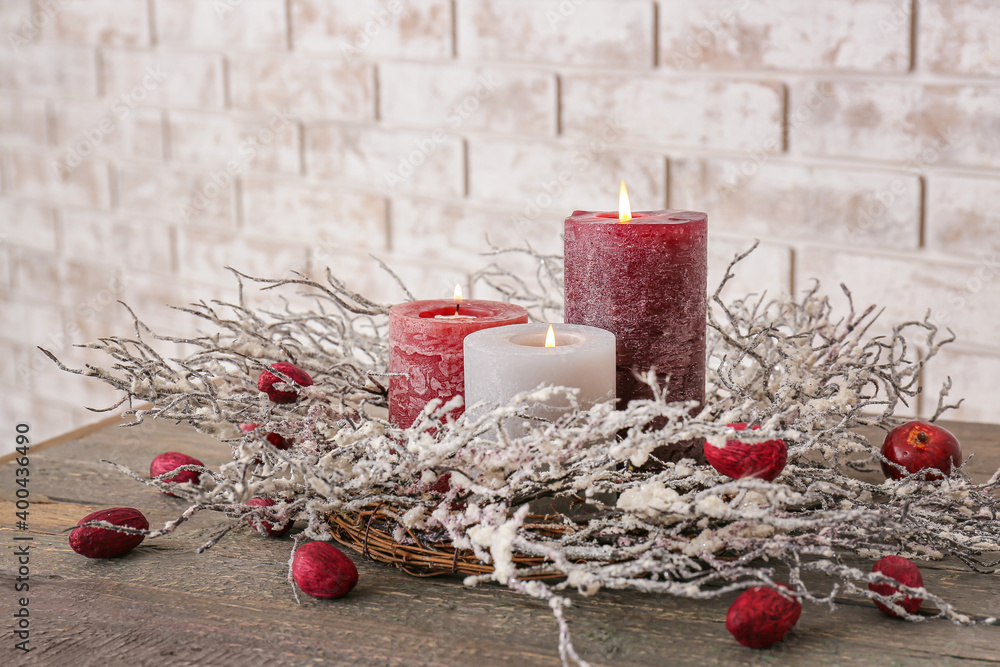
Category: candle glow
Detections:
[
  {"x1": 618, "y1": 180, "x2": 632, "y2": 224},
  {"x1": 453, "y1": 283, "x2": 463, "y2": 302},
  {"x1": 545, "y1": 324, "x2": 556, "y2": 348}
]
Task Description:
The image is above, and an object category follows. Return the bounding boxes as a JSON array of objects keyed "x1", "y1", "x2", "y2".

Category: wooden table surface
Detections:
[{"x1": 2, "y1": 417, "x2": 999, "y2": 667}]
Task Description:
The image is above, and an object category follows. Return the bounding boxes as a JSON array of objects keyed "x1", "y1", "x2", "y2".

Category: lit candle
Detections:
[
  {"x1": 564, "y1": 182, "x2": 708, "y2": 445},
  {"x1": 463, "y1": 323, "x2": 616, "y2": 434},
  {"x1": 388, "y1": 284, "x2": 529, "y2": 428}
]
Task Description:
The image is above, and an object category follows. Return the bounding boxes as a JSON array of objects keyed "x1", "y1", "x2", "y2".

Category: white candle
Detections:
[{"x1": 463, "y1": 323, "x2": 616, "y2": 432}]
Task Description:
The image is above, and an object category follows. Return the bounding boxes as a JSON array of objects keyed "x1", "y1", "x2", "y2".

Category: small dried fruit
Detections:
[
  {"x1": 869, "y1": 555, "x2": 923, "y2": 617},
  {"x1": 881, "y1": 421, "x2": 962, "y2": 481},
  {"x1": 705, "y1": 423, "x2": 788, "y2": 482},
  {"x1": 69, "y1": 507, "x2": 149, "y2": 559},
  {"x1": 245, "y1": 497, "x2": 292, "y2": 537},
  {"x1": 258, "y1": 362, "x2": 313, "y2": 404},
  {"x1": 150, "y1": 452, "x2": 204, "y2": 496},
  {"x1": 430, "y1": 471, "x2": 452, "y2": 495},
  {"x1": 726, "y1": 584, "x2": 801, "y2": 649},
  {"x1": 239, "y1": 422, "x2": 292, "y2": 450},
  {"x1": 292, "y1": 541, "x2": 359, "y2": 599}
]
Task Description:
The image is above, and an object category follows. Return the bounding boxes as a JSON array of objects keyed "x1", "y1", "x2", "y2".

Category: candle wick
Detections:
[{"x1": 455, "y1": 304, "x2": 460, "y2": 316}]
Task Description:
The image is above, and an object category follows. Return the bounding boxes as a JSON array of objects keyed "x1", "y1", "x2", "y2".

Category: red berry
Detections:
[
  {"x1": 705, "y1": 423, "x2": 788, "y2": 482},
  {"x1": 150, "y1": 452, "x2": 204, "y2": 496},
  {"x1": 869, "y1": 555, "x2": 923, "y2": 617},
  {"x1": 265, "y1": 432, "x2": 292, "y2": 449},
  {"x1": 430, "y1": 471, "x2": 452, "y2": 495},
  {"x1": 69, "y1": 507, "x2": 149, "y2": 559},
  {"x1": 239, "y1": 423, "x2": 292, "y2": 450},
  {"x1": 881, "y1": 421, "x2": 962, "y2": 481},
  {"x1": 258, "y1": 362, "x2": 313, "y2": 404},
  {"x1": 245, "y1": 498, "x2": 293, "y2": 537},
  {"x1": 726, "y1": 584, "x2": 802, "y2": 649},
  {"x1": 292, "y1": 542, "x2": 359, "y2": 599}
]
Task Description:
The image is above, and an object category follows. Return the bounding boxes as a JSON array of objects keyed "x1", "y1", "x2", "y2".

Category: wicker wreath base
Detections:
[{"x1": 328, "y1": 503, "x2": 589, "y2": 579}]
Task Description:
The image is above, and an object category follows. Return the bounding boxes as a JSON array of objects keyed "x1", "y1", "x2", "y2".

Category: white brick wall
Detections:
[
  {"x1": 379, "y1": 63, "x2": 557, "y2": 137},
  {"x1": 2, "y1": 0, "x2": 999, "y2": 451},
  {"x1": 671, "y1": 160, "x2": 922, "y2": 248},
  {"x1": 457, "y1": 0, "x2": 655, "y2": 68},
  {"x1": 292, "y1": 0, "x2": 453, "y2": 58},
  {"x1": 659, "y1": 0, "x2": 911, "y2": 72},
  {"x1": 561, "y1": 75, "x2": 784, "y2": 151},
  {"x1": 155, "y1": 0, "x2": 288, "y2": 51},
  {"x1": 921, "y1": 0, "x2": 1000, "y2": 76},
  {"x1": 227, "y1": 54, "x2": 375, "y2": 119}
]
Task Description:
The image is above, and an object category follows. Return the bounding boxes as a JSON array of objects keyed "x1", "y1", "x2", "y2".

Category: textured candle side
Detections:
[
  {"x1": 564, "y1": 211, "x2": 708, "y2": 417},
  {"x1": 388, "y1": 300, "x2": 529, "y2": 428}
]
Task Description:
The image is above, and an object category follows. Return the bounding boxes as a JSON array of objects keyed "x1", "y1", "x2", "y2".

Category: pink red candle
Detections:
[
  {"x1": 563, "y1": 201, "x2": 707, "y2": 416},
  {"x1": 388, "y1": 295, "x2": 528, "y2": 428}
]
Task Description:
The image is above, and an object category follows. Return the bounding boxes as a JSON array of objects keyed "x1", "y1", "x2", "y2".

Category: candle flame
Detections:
[
  {"x1": 618, "y1": 180, "x2": 632, "y2": 223},
  {"x1": 545, "y1": 325, "x2": 556, "y2": 348},
  {"x1": 453, "y1": 283, "x2": 463, "y2": 302}
]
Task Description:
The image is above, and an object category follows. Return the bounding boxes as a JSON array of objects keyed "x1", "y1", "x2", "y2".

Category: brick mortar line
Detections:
[
  {"x1": 33, "y1": 145, "x2": 993, "y2": 184},
  {"x1": 23, "y1": 45, "x2": 1000, "y2": 88},
  {"x1": 226, "y1": 122, "x2": 1000, "y2": 178},
  {"x1": 784, "y1": 238, "x2": 998, "y2": 266},
  {"x1": 192, "y1": 52, "x2": 1000, "y2": 87}
]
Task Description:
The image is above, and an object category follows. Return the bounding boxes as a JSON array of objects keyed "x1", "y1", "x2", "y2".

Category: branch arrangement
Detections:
[{"x1": 46, "y1": 244, "x2": 999, "y2": 666}]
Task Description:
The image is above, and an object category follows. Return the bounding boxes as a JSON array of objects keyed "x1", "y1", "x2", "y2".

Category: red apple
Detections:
[
  {"x1": 869, "y1": 555, "x2": 923, "y2": 617},
  {"x1": 880, "y1": 421, "x2": 961, "y2": 481},
  {"x1": 704, "y1": 423, "x2": 788, "y2": 482}
]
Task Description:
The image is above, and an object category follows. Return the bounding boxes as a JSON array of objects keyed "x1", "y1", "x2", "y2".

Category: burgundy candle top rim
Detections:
[
  {"x1": 567, "y1": 209, "x2": 707, "y2": 224},
  {"x1": 390, "y1": 299, "x2": 529, "y2": 323}
]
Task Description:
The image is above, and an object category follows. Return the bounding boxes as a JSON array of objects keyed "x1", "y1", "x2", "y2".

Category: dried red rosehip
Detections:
[
  {"x1": 292, "y1": 541, "x2": 359, "y2": 599},
  {"x1": 258, "y1": 362, "x2": 313, "y2": 404},
  {"x1": 69, "y1": 507, "x2": 149, "y2": 559},
  {"x1": 705, "y1": 423, "x2": 788, "y2": 482},
  {"x1": 245, "y1": 497, "x2": 292, "y2": 537},
  {"x1": 881, "y1": 421, "x2": 962, "y2": 481},
  {"x1": 150, "y1": 452, "x2": 204, "y2": 496},
  {"x1": 239, "y1": 422, "x2": 292, "y2": 450},
  {"x1": 726, "y1": 584, "x2": 801, "y2": 649},
  {"x1": 869, "y1": 555, "x2": 923, "y2": 617}
]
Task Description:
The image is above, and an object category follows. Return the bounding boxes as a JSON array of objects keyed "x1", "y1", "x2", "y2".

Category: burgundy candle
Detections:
[
  {"x1": 388, "y1": 292, "x2": 528, "y2": 429},
  {"x1": 564, "y1": 196, "x2": 708, "y2": 455}
]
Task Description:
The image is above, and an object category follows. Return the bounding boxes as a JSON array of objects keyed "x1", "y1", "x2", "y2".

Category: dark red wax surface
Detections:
[
  {"x1": 388, "y1": 299, "x2": 528, "y2": 428},
  {"x1": 564, "y1": 210, "x2": 708, "y2": 410}
]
